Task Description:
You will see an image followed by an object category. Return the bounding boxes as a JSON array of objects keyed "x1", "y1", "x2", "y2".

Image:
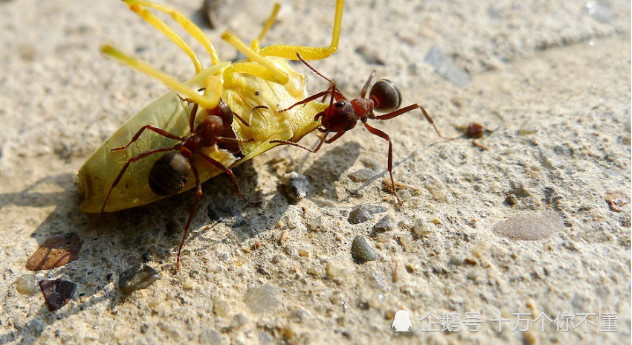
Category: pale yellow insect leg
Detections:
[
  {"x1": 101, "y1": 45, "x2": 220, "y2": 110},
  {"x1": 249, "y1": 3, "x2": 281, "y2": 51},
  {"x1": 124, "y1": 0, "x2": 221, "y2": 66},
  {"x1": 124, "y1": 2, "x2": 203, "y2": 73},
  {"x1": 221, "y1": 31, "x2": 289, "y2": 85},
  {"x1": 258, "y1": 0, "x2": 344, "y2": 60}
]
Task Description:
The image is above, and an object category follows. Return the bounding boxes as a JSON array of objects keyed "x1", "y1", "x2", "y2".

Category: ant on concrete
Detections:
[
  {"x1": 101, "y1": 99, "x2": 263, "y2": 268},
  {"x1": 271, "y1": 53, "x2": 448, "y2": 205}
]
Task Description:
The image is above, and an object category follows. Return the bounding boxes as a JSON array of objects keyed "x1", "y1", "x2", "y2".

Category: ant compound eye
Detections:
[
  {"x1": 334, "y1": 101, "x2": 345, "y2": 108},
  {"x1": 369, "y1": 79, "x2": 402, "y2": 112}
]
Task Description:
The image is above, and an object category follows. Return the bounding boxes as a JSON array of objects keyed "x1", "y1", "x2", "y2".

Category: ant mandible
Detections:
[
  {"x1": 271, "y1": 53, "x2": 448, "y2": 205},
  {"x1": 101, "y1": 99, "x2": 264, "y2": 269}
]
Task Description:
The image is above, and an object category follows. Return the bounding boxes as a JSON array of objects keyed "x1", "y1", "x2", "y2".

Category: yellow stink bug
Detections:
[{"x1": 76, "y1": 0, "x2": 345, "y2": 267}]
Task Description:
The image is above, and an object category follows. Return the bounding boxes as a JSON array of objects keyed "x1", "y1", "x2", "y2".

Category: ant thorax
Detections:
[{"x1": 350, "y1": 98, "x2": 375, "y2": 119}]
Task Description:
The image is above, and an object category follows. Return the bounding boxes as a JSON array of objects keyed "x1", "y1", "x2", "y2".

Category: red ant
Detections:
[
  {"x1": 101, "y1": 99, "x2": 263, "y2": 268},
  {"x1": 271, "y1": 54, "x2": 448, "y2": 205}
]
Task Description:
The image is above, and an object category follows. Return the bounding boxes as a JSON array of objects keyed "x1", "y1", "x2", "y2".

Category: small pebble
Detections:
[
  {"x1": 397, "y1": 235, "x2": 415, "y2": 253},
  {"x1": 605, "y1": 190, "x2": 630, "y2": 212},
  {"x1": 244, "y1": 284, "x2": 281, "y2": 313},
  {"x1": 412, "y1": 218, "x2": 431, "y2": 237},
  {"x1": 373, "y1": 215, "x2": 396, "y2": 233},
  {"x1": 16, "y1": 274, "x2": 39, "y2": 295},
  {"x1": 326, "y1": 261, "x2": 350, "y2": 280},
  {"x1": 199, "y1": 329, "x2": 223, "y2": 344},
  {"x1": 348, "y1": 168, "x2": 375, "y2": 182},
  {"x1": 230, "y1": 313, "x2": 249, "y2": 330},
  {"x1": 283, "y1": 171, "x2": 309, "y2": 201},
  {"x1": 182, "y1": 279, "x2": 195, "y2": 290},
  {"x1": 141, "y1": 252, "x2": 151, "y2": 262},
  {"x1": 213, "y1": 300, "x2": 230, "y2": 316},
  {"x1": 26, "y1": 233, "x2": 83, "y2": 271},
  {"x1": 306, "y1": 216, "x2": 324, "y2": 232},
  {"x1": 584, "y1": 1, "x2": 614, "y2": 23},
  {"x1": 118, "y1": 264, "x2": 161, "y2": 294},
  {"x1": 39, "y1": 279, "x2": 76, "y2": 311},
  {"x1": 289, "y1": 309, "x2": 309, "y2": 323},
  {"x1": 505, "y1": 194, "x2": 518, "y2": 206},
  {"x1": 348, "y1": 204, "x2": 387, "y2": 224},
  {"x1": 351, "y1": 236, "x2": 377, "y2": 263},
  {"x1": 493, "y1": 211, "x2": 563, "y2": 240}
]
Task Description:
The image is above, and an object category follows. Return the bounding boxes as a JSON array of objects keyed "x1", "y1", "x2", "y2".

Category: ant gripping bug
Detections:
[
  {"x1": 100, "y1": 100, "x2": 265, "y2": 268},
  {"x1": 78, "y1": 0, "x2": 346, "y2": 268},
  {"x1": 272, "y1": 54, "x2": 448, "y2": 205}
]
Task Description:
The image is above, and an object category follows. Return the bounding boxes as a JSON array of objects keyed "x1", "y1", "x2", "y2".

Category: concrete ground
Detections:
[{"x1": 0, "y1": 0, "x2": 629, "y2": 344}]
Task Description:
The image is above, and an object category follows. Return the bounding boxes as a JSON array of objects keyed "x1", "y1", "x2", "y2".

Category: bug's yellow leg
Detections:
[
  {"x1": 124, "y1": 0, "x2": 221, "y2": 66},
  {"x1": 249, "y1": 3, "x2": 281, "y2": 52},
  {"x1": 258, "y1": 0, "x2": 344, "y2": 60},
  {"x1": 125, "y1": 3, "x2": 203, "y2": 73},
  {"x1": 101, "y1": 45, "x2": 220, "y2": 110},
  {"x1": 221, "y1": 31, "x2": 288, "y2": 85}
]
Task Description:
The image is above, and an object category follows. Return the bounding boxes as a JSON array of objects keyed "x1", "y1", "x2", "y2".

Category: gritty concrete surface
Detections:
[{"x1": 0, "y1": 0, "x2": 630, "y2": 344}]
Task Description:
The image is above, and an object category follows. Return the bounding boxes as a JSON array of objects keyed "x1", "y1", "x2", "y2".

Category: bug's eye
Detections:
[
  {"x1": 334, "y1": 101, "x2": 345, "y2": 108},
  {"x1": 369, "y1": 79, "x2": 402, "y2": 112}
]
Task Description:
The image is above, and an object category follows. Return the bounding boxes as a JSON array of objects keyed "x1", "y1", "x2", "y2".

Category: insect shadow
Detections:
[
  {"x1": 300, "y1": 141, "x2": 362, "y2": 203},
  {"x1": 0, "y1": 168, "x2": 264, "y2": 344},
  {"x1": 0, "y1": 145, "x2": 360, "y2": 344},
  {"x1": 0, "y1": 174, "x2": 114, "y2": 344}
]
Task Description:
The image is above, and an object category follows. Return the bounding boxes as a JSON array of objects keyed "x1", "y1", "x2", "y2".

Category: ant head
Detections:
[{"x1": 369, "y1": 79, "x2": 402, "y2": 113}]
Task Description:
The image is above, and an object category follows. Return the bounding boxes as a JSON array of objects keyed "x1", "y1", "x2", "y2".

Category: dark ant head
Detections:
[
  {"x1": 148, "y1": 152, "x2": 191, "y2": 196},
  {"x1": 369, "y1": 79, "x2": 402, "y2": 113}
]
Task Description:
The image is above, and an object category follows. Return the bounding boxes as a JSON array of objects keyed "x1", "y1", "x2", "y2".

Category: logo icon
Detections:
[{"x1": 392, "y1": 310, "x2": 413, "y2": 332}]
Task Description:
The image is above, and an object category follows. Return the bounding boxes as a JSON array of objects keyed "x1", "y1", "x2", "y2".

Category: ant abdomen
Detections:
[
  {"x1": 370, "y1": 79, "x2": 402, "y2": 113},
  {"x1": 149, "y1": 152, "x2": 192, "y2": 196}
]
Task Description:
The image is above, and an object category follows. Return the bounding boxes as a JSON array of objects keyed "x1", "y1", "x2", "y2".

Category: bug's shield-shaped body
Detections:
[{"x1": 77, "y1": 58, "x2": 326, "y2": 213}]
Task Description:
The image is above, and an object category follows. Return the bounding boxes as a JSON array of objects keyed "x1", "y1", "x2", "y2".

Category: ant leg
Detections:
[
  {"x1": 111, "y1": 126, "x2": 184, "y2": 152},
  {"x1": 270, "y1": 130, "x2": 332, "y2": 153},
  {"x1": 124, "y1": 0, "x2": 221, "y2": 65},
  {"x1": 296, "y1": 54, "x2": 336, "y2": 85},
  {"x1": 195, "y1": 153, "x2": 260, "y2": 206},
  {"x1": 324, "y1": 131, "x2": 345, "y2": 144},
  {"x1": 101, "y1": 45, "x2": 220, "y2": 110},
  {"x1": 189, "y1": 103, "x2": 199, "y2": 133},
  {"x1": 277, "y1": 90, "x2": 332, "y2": 113},
  {"x1": 293, "y1": 53, "x2": 344, "y2": 114},
  {"x1": 175, "y1": 95, "x2": 202, "y2": 133},
  {"x1": 258, "y1": 0, "x2": 344, "y2": 60},
  {"x1": 175, "y1": 163, "x2": 203, "y2": 269},
  {"x1": 217, "y1": 137, "x2": 254, "y2": 143},
  {"x1": 374, "y1": 104, "x2": 446, "y2": 139},
  {"x1": 249, "y1": 3, "x2": 281, "y2": 51},
  {"x1": 101, "y1": 147, "x2": 176, "y2": 213},
  {"x1": 360, "y1": 71, "x2": 376, "y2": 98},
  {"x1": 362, "y1": 123, "x2": 401, "y2": 205}
]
